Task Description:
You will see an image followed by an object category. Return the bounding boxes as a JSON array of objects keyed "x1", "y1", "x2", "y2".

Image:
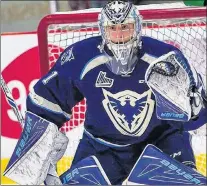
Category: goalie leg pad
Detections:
[
  {"x1": 3, "y1": 111, "x2": 61, "y2": 185},
  {"x1": 60, "y1": 156, "x2": 111, "y2": 185},
  {"x1": 125, "y1": 144, "x2": 206, "y2": 185}
]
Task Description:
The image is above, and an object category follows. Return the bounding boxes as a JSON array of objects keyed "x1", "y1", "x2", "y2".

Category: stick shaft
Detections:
[{"x1": 1, "y1": 75, "x2": 24, "y2": 127}]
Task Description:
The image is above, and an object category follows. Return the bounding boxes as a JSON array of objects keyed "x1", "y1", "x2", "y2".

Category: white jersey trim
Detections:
[
  {"x1": 84, "y1": 128, "x2": 131, "y2": 148},
  {"x1": 29, "y1": 89, "x2": 71, "y2": 119},
  {"x1": 80, "y1": 54, "x2": 109, "y2": 80}
]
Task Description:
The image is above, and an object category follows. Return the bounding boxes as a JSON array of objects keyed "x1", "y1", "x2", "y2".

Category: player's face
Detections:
[{"x1": 105, "y1": 23, "x2": 135, "y2": 44}]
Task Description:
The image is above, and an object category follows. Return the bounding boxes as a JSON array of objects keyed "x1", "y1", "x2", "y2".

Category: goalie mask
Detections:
[{"x1": 98, "y1": 1, "x2": 142, "y2": 76}]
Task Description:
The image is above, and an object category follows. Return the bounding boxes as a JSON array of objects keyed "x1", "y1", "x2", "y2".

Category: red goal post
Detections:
[{"x1": 37, "y1": 7, "x2": 206, "y2": 176}]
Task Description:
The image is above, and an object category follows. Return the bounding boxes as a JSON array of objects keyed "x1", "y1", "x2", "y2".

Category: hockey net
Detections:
[{"x1": 37, "y1": 7, "x2": 206, "y2": 176}]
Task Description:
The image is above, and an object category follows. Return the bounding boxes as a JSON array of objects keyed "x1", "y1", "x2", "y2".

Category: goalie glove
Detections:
[{"x1": 145, "y1": 50, "x2": 204, "y2": 122}]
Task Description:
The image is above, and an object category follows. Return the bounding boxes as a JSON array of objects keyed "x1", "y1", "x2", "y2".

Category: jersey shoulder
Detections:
[
  {"x1": 52, "y1": 36, "x2": 103, "y2": 79},
  {"x1": 141, "y1": 36, "x2": 180, "y2": 57}
]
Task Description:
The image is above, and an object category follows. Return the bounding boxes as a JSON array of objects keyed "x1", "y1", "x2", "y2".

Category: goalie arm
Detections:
[
  {"x1": 27, "y1": 48, "x2": 84, "y2": 128},
  {"x1": 184, "y1": 73, "x2": 207, "y2": 131},
  {"x1": 167, "y1": 48, "x2": 207, "y2": 115},
  {"x1": 3, "y1": 46, "x2": 84, "y2": 185},
  {"x1": 174, "y1": 49, "x2": 207, "y2": 122},
  {"x1": 1, "y1": 75, "x2": 65, "y2": 185}
]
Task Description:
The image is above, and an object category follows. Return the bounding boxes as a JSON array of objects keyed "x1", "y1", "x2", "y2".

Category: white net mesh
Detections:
[{"x1": 38, "y1": 9, "x2": 206, "y2": 176}]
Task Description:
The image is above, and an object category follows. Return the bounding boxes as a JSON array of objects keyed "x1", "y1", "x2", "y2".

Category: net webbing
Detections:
[{"x1": 45, "y1": 16, "x2": 206, "y2": 176}]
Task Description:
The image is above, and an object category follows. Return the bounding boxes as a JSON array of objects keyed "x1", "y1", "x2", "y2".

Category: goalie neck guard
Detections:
[{"x1": 98, "y1": 1, "x2": 142, "y2": 76}]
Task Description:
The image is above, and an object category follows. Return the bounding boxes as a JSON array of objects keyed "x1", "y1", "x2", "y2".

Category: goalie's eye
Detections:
[
  {"x1": 108, "y1": 25, "x2": 116, "y2": 31},
  {"x1": 121, "y1": 24, "x2": 129, "y2": 31}
]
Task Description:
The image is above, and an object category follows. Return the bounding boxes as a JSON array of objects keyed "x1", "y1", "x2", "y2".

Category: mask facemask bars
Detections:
[{"x1": 98, "y1": 1, "x2": 142, "y2": 76}]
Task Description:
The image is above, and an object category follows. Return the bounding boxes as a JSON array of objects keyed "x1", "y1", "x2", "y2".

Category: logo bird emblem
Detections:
[{"x1": 102, "y1": 89, "x2": 154, "y2": 136}]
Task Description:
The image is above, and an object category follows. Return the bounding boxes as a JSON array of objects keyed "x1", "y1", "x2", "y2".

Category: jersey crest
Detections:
[
  {"x1": 95, "y1": 71, "x2": 114, "y2": 87},
  {"x1": 61, "y1": 47, "x2": 74, "y2": 65},
  {"x1": 102, "y1": 89, "x2": 155, "y2": 136}
]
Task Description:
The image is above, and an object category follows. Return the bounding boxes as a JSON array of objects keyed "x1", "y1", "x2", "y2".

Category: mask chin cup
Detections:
[{"x1": 107, "y1": 39, "x2": 136, "y2": 64}]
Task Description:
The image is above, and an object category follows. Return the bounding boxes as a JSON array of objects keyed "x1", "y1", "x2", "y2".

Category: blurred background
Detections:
[{"x1": 1, "y1": 0, "x2": 193, "y2": 33}]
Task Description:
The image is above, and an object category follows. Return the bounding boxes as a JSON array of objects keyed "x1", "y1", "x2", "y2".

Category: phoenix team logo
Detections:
[{"x1": 102, "y1": 89, "x2": 155, "y2": 136}]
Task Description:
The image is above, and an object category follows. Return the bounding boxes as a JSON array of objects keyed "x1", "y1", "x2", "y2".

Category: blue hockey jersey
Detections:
[{"x1": 27, "y1": 36, "x2": 206, "y2": 146}]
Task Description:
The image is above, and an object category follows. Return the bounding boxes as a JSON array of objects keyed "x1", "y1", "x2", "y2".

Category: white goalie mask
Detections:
[{"x1": 98, "y1": 1, "x2": 142, "y2": 76}]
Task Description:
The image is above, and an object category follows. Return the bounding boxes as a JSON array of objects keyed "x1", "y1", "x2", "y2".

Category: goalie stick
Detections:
[
  {"x1": 0, "y1": 75, "x2": 61, "y2": 185},
  {"x1": 1, "y1": 75, "x2": 25, "y2": 127}
]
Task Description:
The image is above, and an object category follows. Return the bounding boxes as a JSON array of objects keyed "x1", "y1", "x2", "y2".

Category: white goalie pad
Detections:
[
  {"x1": 44, "y1": 164, "x2": 62, "y2": 185},
  {"x1": 145, "y1": 51, "x2": 202, "y2": 122},
  {"x1": 3, "y1": 112, "x2": 63, "y2": 185}
]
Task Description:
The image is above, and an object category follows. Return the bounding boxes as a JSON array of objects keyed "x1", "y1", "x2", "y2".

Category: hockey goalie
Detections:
[{"x1": 4, "y1": 1, "x2": 207, "y2": 185}]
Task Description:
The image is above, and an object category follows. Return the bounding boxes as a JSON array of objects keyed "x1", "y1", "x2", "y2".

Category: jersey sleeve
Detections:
[
  {"x1": 26, "y1": 51, "x2": 84, "y2": 128},
  {"x1": 171, "y1": 49, "x2": 207, "y2": 131},
  {"x1": 184, "y1": 73, "x2": 207, "y2": 131}
]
